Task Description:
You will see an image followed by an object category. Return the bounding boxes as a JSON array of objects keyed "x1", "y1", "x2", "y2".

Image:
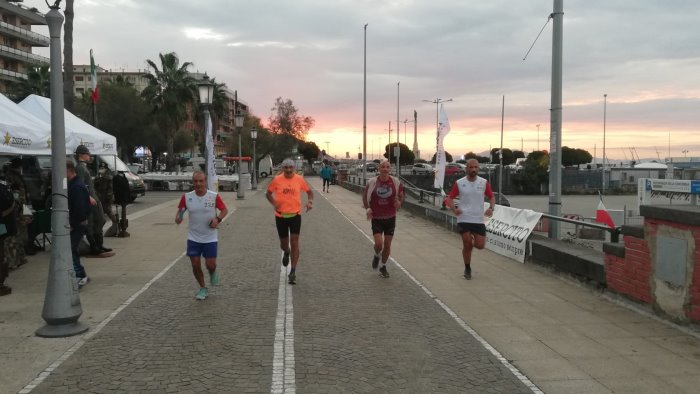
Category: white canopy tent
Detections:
[
  {"x1": 0, "y1": 93, "x2": 53, "y2": 155},
  {"x1": 18, "y1": 94, "x2": 117, "y2": 155}
]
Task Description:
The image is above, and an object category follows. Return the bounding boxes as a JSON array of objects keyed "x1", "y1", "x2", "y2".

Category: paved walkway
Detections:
[{"x1": 2, "y1": 176, "x2": 700, "y2": 393}]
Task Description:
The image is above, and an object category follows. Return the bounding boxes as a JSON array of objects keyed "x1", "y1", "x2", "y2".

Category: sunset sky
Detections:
[{"x1": 23, "y1": 0, "x2": 700, "y2": 162}]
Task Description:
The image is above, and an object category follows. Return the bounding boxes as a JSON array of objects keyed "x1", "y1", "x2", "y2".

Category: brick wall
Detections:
[
  {"x1": 605, "y1": 232, "x2": 652, "y2": 304},
  {"x1": 604, "y1": 206, "x2": 700, "y2": 324}
]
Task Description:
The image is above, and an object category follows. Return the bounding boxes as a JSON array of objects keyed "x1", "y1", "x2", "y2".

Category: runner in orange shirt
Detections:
[{"x1": 266, "y1": 158, "x2": 314, "y2": 284}]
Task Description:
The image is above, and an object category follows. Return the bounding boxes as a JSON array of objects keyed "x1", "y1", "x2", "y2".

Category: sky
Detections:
[{"x1": 21, "y1": 0, "x2": 700, "y2": 162}]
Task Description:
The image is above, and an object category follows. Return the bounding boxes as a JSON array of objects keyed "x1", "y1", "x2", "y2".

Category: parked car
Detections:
[
  {"x1": 95, "y1": 155, "x2": 146, "y2": 203},
  {"x1": 412, "y1": 163, "x2": 433, "y2": 175},
  {"x1": 490, "y1": 192, "x2": 511, "y2": 207},
  {"x1": 445, "y1": 163, "x2": 466, "y2": 176}
]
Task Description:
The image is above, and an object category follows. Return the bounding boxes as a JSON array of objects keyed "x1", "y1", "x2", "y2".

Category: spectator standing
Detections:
[
  {"x1": 74, "y1": 145, "x2": 112, "y2": 255},
  {"x1": 94, "y1": 161, "x2": 118, "y2": 237},
  {"x1": 66, "y1": 161, "x2": 91, "y2": 288},
  {"x1": 3, "y1": 158, "x2": 28, "y2": 269},
  {"x1": 266, "y1": 158, "x2": 313, "y2": 285},
  {"x1": 362, "y1": 159, "x2": 404, "y2": 278},
  {"x1": 319, "y1": 163, "x2": 332, "y2": 193},
  {"x1": 0, "y1": 179, "x2": 16, "y2": 296},
  {"x1": 175, "y1": 171, "x2": 228, "y2": 300},
  {"x1": 444, "y1": 159, "x2": 496, "y2": 280}
]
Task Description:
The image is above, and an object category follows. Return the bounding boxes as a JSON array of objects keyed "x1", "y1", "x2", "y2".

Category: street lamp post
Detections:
[
  {"x1": 36, "y1": 1, "x2": 89, "y2": 338},
  {"x1": 234, "y1": 100, "x2": 245, "y2": 199},
  {"x1": 536, "y1": 124, "x2": 540, "y2": 151},
  {"x1": 602, "y1": 93, "x2": 607, "y2": 195},
  {"x1": 251, "y1": 127, "x2": 258, "y2": 190},
  {"x1": 197, "y1": 74, "x2": 215, "y2": 186}
]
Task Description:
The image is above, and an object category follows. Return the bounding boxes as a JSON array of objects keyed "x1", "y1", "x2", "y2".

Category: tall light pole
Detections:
[
  {"x1": 362, "y1": 23, "x2": 368, "y2": 184},
  {"x1": 396, "y1": 82, "x2": 400, "y2": 175},
  {"x1": 197, "y1": 74, "x2": 215, "y2": 186},
  {"x1": 602, "y1": 93, "x2": 607, "y2": 195},
  {"x1": 36, "y1": 1, "x2": 89, "y2": 338},
  {"x1": 536, "y1": 124, "x2": 540, "y2": 151},
  {"x1": 234, "y1": 91, "x2": 245, "y2": 200},
  {"x1": 423, "y1": 98, "x2": 452, "y2": 136},
  {"x1": 499, "y1": 95, "x2": 505, "y2": 206},
  {"x1": 251, "y1": 127, "x2": 258, "y2": 190},
  {"x1": 403, "y1": 118, "x2": 415, "y2": 147},
  {"x1": 548, "y1": 0, "x2": 564, "y2": 240},
  {"x1": 324, "y1": 141, "x2": 330, "y2": 156}
]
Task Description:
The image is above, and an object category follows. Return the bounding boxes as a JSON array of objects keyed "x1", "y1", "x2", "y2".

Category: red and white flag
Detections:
[
  {"x1": 595, "y1": 198, "x2": 615, "y2": 228},
  {"x1": 90, "y1": 49, "x2": 99, "y2": 103}
]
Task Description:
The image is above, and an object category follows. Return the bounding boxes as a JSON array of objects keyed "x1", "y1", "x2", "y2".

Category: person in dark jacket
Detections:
[
  {"x1": 67, "y1": 161, "x2": 90, "y2": 288},
  {"x1": 0, "y1": 179, "x2": 16, "y2": 296},
  {"x1": 74, "y1": 144, "x2": 112, "y2": 255}
]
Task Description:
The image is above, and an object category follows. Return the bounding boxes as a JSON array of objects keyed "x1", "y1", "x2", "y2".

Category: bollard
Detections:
[{"x1": 419, "y1": 190, "x2": 425, "y2": 203}]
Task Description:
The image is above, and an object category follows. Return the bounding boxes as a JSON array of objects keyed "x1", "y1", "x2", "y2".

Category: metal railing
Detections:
[
  {"x1": 0, "y1": 21, "x2": 49, "y2": 45},
  {"x1": 0, "y1": 44, "x2": 50, "y2": 65}
]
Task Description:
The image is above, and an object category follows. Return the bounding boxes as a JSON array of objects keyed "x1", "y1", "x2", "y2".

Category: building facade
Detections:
[{"x1": 0, "y1": 0, "x2": 49, "y2": 94}]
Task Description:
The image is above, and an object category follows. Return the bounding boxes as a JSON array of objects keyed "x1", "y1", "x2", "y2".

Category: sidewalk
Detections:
[{"x1": 1, "y1": 177, "x2": 699, "y2": 393}]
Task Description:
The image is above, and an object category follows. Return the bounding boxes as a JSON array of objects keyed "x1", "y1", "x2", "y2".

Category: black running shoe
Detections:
[
  {"x1": 379, "y1": 266, "x2": 390, "y2": 278},
  {"x1": 288, "y1": 272, "x2": 296, "y2": 285},
  {"x1": 464, "y1": 265, "x2": 472, "y2": 280},
  {"x1": 282, "y1": 251, "x2": 290, "y2": 267},
  {"x1": 371, "y1": 255, "x2": 380, "y2": 270}
]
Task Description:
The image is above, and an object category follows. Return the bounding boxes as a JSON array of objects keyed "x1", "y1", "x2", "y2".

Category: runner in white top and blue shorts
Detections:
[
  {"x1": 175, "y1": 171, "x2": 228, "y2": 300},
  {"x1": 445, "y1": 159, "x2": 495, "y2": 280}
]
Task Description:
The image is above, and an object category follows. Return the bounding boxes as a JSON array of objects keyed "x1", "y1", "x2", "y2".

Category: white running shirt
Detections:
[{"x1": 178, "y1": 190, "x2": 225, "y2": 243}]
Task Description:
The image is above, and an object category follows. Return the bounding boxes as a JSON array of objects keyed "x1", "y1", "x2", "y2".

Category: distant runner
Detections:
[
  {"x1": 175, "y1": 171, "x2": 228, "y2": 300},
  {"x1": 362, "y1": 159, "x2": 404, "y2": 278},
  {"x1": 266, "y1": 158, "x2": 313, "y2": 285},
  {"x1": 445, "y1": 159, "x2": 495, "y2": 280}
]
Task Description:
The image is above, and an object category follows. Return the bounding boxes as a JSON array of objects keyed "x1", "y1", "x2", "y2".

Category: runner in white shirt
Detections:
[
  {"x1": 445, "y1": 159, "x2": 496, "y2": 280},
  {"x1": 175, "y1": 171, "x2": 228, "y2": 300}
]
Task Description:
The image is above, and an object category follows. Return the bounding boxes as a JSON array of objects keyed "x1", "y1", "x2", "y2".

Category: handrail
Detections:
[
  {"x1": 0, "y1": 21, "x2": 49, "y2": 44},
  {"x1": 539, "y1": 212, "x2": 621, "y2": 242}
]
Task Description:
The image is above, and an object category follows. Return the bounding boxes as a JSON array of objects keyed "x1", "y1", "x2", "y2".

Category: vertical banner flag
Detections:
[
  {"x1": 595, "y1": 197, "x2": 615, "y2": 228},
  {"x1": 205, "y1": 116, "x2": 218, "y2": 191},
  {"x1": 433, "y1": 104, "x2": 451, "y2": 191},
  {"x1": 90, "y1": 49, "x2": 99, "y2": 103}
]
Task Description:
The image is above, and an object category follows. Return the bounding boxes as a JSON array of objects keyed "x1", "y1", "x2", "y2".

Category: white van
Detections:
[{"x1": 257, "y1": 154, "x2": 273, "y2": 178}]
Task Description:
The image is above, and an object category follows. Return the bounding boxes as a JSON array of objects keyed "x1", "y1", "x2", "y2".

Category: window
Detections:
[
  {"x1": 75, "y1": 76, "x2": 84, "y2": 81},
  {"x1": 76, "y1": 88, "x2": 84, "y2": 93}
]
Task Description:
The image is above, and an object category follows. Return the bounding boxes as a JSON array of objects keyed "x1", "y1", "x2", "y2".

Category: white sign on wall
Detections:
[{"x1": 484, "y1": 204, "x2": 543, "y2": 263}]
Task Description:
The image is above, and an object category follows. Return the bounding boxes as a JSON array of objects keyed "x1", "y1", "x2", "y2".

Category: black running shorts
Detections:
[
  {"x1": 371, "y1": 217, "x2": 396, "y2": 236},
  {"x1": 275, "y1": 215, "x2": 302, "y2": 238},
  {"x1": 458, "y1": 222, "x2": 486, "y2": 236}
]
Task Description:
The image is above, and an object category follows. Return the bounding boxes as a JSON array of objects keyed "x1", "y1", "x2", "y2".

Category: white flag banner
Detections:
[
  {"x1": 433, "y1": 104, "x2": 451, "y2": 191},
  {"x1": 205, "y1": 116, "x2": 218, "y2": 191},
  {"x1": 484, "y1": 204, "x2": 542, "y2": 263}
]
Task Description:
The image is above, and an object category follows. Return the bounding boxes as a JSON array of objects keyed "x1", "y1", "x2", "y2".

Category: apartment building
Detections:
[{"x1": 0, "y1": 0, "x2": 49, "y2": 94}]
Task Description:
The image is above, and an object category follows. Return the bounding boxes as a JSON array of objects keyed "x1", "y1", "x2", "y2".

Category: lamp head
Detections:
[
  {"x1": 197, "y1": 73, "x2": 215, "y2": 106},
  {"x1": 250, "y1": 127, "x2": 258, "y2": 140},
  {"x1": 235, "y1": 112, "x2": 244, "y2": 128}
]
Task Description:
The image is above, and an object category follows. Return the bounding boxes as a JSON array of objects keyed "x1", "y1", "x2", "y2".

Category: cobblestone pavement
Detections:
[{"x1": 31, "y1": 186, "x2": 532, "y2": 393}]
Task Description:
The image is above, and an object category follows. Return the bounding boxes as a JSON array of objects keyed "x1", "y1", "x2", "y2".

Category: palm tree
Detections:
[
  {"x1": 9, "y1": 65, "x2": 51, "y2": 101},
  {"x1": 141, "y1": 52, "x2": 196, "y2": 170}
]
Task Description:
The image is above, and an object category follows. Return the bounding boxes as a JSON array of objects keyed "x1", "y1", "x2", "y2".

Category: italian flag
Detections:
[
  {"x1": 90, "y1": 49, "x2": 98, "y2": 103},
  {"x1": 595, "y1": 197, "x2": 615, "y2": 229}
]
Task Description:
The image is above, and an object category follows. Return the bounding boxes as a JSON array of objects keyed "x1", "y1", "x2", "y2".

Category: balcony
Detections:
[
  {"x1": 0, "y1": 68, "x2": 27, "y2": 83},
  {"x1": 0, "y1": 21, "x2": 49, "y2": 47},
  {"x1": 0, "y1": 44, "x2": 49, "y2": 65}
]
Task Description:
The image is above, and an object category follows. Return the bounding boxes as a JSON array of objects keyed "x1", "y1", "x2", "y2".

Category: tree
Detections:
[
  {"x1": 298, "y1": 141, "x2": 321, "y2": 164},
  {"x1": 141, "y1": 52, "x2": 197, "y2": 170},
  {"x1": 268, "y1": 97, "x2": 315, "y2": 140},
  {"x1": 514, "y1": 151, "x2": 549, "y2": 194},
  {"x1": 561, "y1": 146, "x2": 593, "y2": 167},
  {"x1": 92, "y1": 81, "x2": 156, "y2": 162},
  {"x1": 385, "y1": 143, "x2": 414, "y2": 165},
  {"x1": 490, "y1": 148, "x2": 515, "y2": 165},
  {"x1": 464, "y1": 151, "x2": 490, "y2": 163},
  {"x1": 63, "y1": 0, "x2": 74, "y2": 112},
  {"x1": 429, "y1": 151, "x2": 453, "y2": 164},
  {"x1": 8, "y1": 65, "x2": 50, "y2": 101}
]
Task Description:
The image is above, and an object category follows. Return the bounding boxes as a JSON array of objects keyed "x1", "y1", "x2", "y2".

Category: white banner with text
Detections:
[{"x1": 485, "y1": 204, "x2": 542, "y2": 263}]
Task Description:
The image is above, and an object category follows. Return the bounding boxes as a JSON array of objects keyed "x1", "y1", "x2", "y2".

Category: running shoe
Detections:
[
  {"x1": 195, "y1": 287, "x2": 208, "y2": 300},
  {"x1": 464, "y1": 265, "x2": 472, "y2": 280},
  {"x1": 210, "y1": 271, "x2": 220, "y2": 286},
  {"x1": 371, "y1": 255, "x2": 380, "y2": 270},
  {"x1": 379, "y1": 266, "x2": 390, "y2": 278},
  {"x1": 288, "y1": 272, "x2": 296, "y2": 285},
  {"x1": 77, "y1": 276, "x2": 90, "y2": 288},
  {"x1": 282, "y1": 251, "x2": 290, "y2": 267}
]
